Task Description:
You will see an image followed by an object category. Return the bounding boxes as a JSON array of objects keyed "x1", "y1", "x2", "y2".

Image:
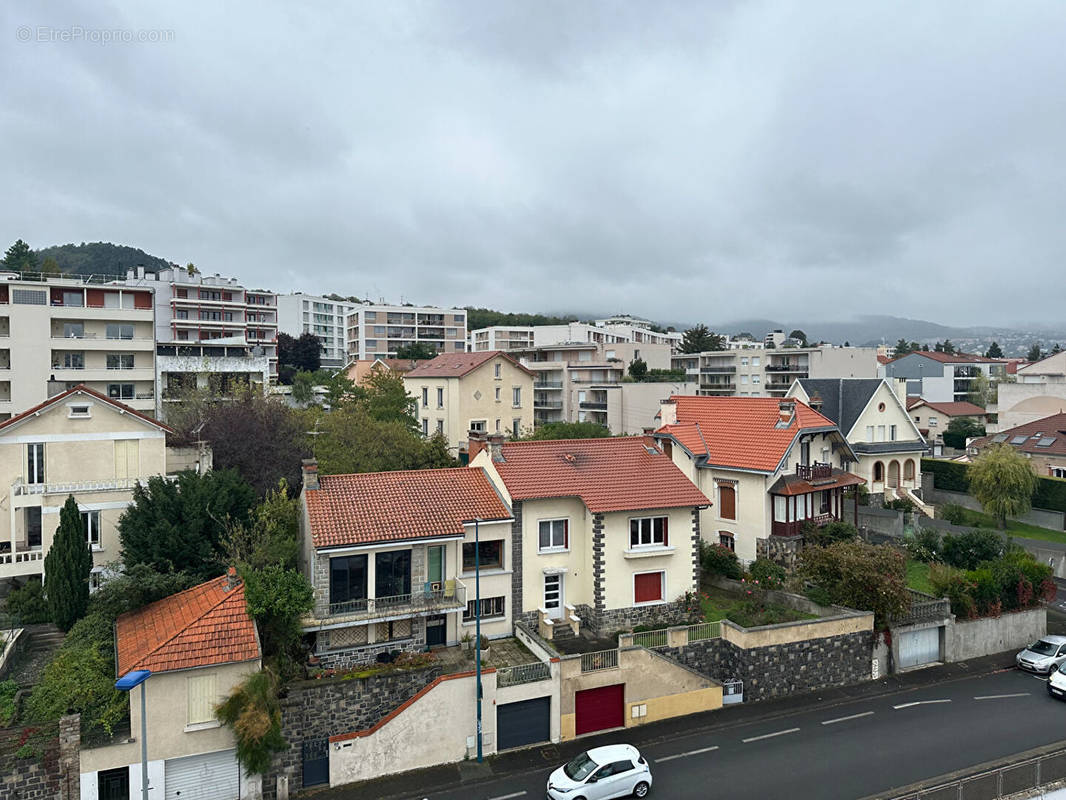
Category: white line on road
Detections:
[
  {"x1": 655, "y1": 753, "x2": 686, "y2": 762},
  {"x1": 821, "y1": 711, "x2": 875, "y2": 725},
  {"x1": 974, "y1": 692, "x2": 1031, "y2": 700},
  {"x1": 742, "y1": 727, "x2": 800, "y2": 743},
  {"x1": 654, "y1": 745, "x2": 719, "y2": 763},
  {"x1": 893, "y1": 699, "x2": 951, "y2": 709},
  {"x1": 487, "y1": 792, "x2": 527, "y2": 800}
]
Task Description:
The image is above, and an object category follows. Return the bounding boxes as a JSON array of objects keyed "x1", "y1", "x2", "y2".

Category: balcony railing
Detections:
[
  {"x1": 700, "y1": 366, "x2": 737, "y2": 374},
  {"x1": 795, "y1": 462, "x2": 832, "y2": 481},
  {"x1": 325, "y1": 581, "x2": 466, "y2": 621},
  {"x1": 12, "y1": 475, "x2": 171, "y2": 496},
  {"x1": 579, "y1": 401, "x2": 608, "y2": 410},
  {"x1": 581, "y1": 648, "x2": 619, "y2": 673},
  {"x1": 534, "y1": 400, "x2": 563, "y2": 409},
  {"x1": 534, "y1": 381, "x2": 563, "y2": 389},
  {"x1": 766, "y1": 363, "x2": 808, "y2": 372},
  {"x1": 496, "y1": 661, "x2": 551, "y2": 687}
]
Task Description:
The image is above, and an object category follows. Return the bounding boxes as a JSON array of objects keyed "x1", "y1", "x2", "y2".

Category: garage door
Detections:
[
  {"x1": 497, "y1": 696, "x2": 551, "y2": 751},
  {"x1": 575, "y1": 684, "x2": 624, "y2": 736},
  {"x1": 898, "y1": 627, "x2": 940, "y2": 669},
  {"x1": 164, "y1": 749, "x2": 239, "y2": 800}
]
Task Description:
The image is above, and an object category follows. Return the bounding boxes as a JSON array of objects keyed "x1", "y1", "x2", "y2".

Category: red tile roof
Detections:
[
  {"x1": 971, "y1": 412, "x2": 1066, "y2": 458},
  {"x1": 0, "y1": 385, "x2": 173, "y2": 434},
  {"x1": 116, "y1": 572, "x2": 260, "y2": 675},
  {"x1": 657, "y1": 396, "x2": 839, "y2": 472},
  {"x1": 405, "y1": 350, "x2": 534, "y2": 378},
  {"x1": 908, "y1": 399, "x2": 988, "y2": 417},
  {"x1": 305, "y1": 467, "x2": 512, "y2": 549},
  {"x1": 493, "y1": 437, "x2": 710, "y2": 513}
]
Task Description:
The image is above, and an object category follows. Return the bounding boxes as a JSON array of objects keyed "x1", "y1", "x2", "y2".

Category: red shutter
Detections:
[
  {"x1": 719, "y1": 486, "x2": 736, "y2": 520},
  {"x1": 634, "y1": 572, "x2": 663, "y2": 603},
  {"x1": 661, "y1": 517, "x2": 668, "y2": 546},
  {"x1": 563, "y1": 519, "x2": 569, "y2": 549}
]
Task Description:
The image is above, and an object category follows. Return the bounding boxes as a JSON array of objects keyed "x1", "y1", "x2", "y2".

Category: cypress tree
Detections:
[{"x1": 44, "y1": 495, "x2": 93, "y2": 631}]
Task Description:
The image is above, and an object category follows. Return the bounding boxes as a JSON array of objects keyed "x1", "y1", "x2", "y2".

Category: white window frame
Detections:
[
  {"x1": 512, "y1": 387, "x2": 522, "y2": 407},
  {"x1": 67, "y1": 403, "x2": 91, "y2": 418},
  {"x1": 27, "y1": 443, "x2": 45, "y2": 485},
  {"x1": 632, "y1": 569, "x2": 665, "y2": 606},
  {"x1": 629, "y1": 516, "x2": 668, "y2": 549},
  {"x1": 82, "y1": 509, "x2": 102, "y2": 549},
  {"x1": 538, "y1": 519, "x2": 569, "y2": 552},
  {"x1": 436, "y1": 387, "x2": 444, "y2": 408}
]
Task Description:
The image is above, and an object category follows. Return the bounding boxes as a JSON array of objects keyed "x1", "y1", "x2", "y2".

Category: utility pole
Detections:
[{"x1": 474, "y1": 517, "x2": 483, "y2": 762}]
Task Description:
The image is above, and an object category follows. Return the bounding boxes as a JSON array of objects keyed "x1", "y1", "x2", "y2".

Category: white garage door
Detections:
[
  {"x1": 164, "y1": 749, "x2": 239, "y2": 800},
  {"x1": 898, "y1": 627, "x2": 940, "y2": 669}
]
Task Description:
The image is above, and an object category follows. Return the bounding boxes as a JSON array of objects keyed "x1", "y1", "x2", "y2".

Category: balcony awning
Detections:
[{"x1": 769, "y1": 468, "x2": 866, "y2": 497}]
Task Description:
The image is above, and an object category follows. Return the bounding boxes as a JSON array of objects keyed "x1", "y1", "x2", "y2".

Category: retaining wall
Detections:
[
  {"x1": 947, "y1": 607, "x2": 1047, "y2": 663},
  {"x1": 921, "y1": 478, "x2": 1066, "y2": 531}
]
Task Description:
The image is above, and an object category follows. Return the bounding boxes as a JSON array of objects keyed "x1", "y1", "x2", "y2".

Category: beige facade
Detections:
[
  {"x1": 346, "y1": 304, "x2": 467, "y2": 360},
  {"x1": 0, "y1": 275, "x2": 156, "y2": 417},
  {"x1": 405, "y1": 354, "x2": 534, "y2": 454},
  {"x1": 0, "y1": 388, "x2": 170, "y2": 584}
]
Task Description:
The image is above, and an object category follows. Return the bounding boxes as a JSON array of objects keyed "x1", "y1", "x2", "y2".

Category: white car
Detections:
[
  {"x1": 546, "y1": 744, "x2": 652, "y2": 800},
  {"x1": 1048, "y1": 663, "x2": 1066, "y2": 701}
]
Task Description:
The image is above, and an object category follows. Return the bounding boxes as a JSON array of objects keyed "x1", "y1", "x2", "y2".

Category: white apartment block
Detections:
[
  {"x1": 121, "y1": 266, "x2": 277, "y2": 415},
  {"x1": 345, "y1": 304, "x2": 467, "y2": 360},
  {"x1": 673, "y1": 345, "x2": 880, "y2": 398},
  {"x1": 470, "y1": 320, "x2": 681, "y2": 353},
  {"x1": 276, "y1": 293, "x2": 359, "y2": 368},
  {"x1": 0, "y1": 272, "x2": 156, "y2": 418}
]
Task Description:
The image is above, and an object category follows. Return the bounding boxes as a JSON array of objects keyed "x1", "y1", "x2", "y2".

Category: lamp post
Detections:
[
  {"x1": 474, "y1": 517, "x2": 484, "y2": 763},
  {"x1": 115, "y1": 669, "x2": 152, "y2": 800}
]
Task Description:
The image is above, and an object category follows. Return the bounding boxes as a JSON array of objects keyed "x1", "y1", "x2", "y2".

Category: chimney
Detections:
[
  {"x1": 659, "y1": 399, "x2": 677, "y2": 426},
  {"x1": 487, "y1": 433, "x2": 505, "y2": 462},
  {"x1": 808, "y1": 392, "x2": 823, "y2": 412},
  {"x1": 468, "y1": 430, "x2": 488, "y2": 461},
  {"x1": 302, "y1": 458, "x2": 319, "y2": 491},
  {"x1": 778, "y1": 399, "x2": 796, "y2": 426},
  {"x1": 642, "y1": 427, "x2": 660, "y2": 452},
  {"x1": 224, "y1": 566, "x2": 240, "y2": 591}
]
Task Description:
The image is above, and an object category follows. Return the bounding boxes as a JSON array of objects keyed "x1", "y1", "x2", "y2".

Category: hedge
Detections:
[{"x1": 922, "y1": 458, "x2": 1066, "y2": 514}]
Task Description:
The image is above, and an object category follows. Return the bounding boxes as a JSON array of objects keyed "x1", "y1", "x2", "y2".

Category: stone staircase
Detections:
[
  {"x1": 7, "y1": 623, "x2": 64, "y2": 689},
  {"x1": 551, "y1": 624, "x2": 578, "y2": 644}
]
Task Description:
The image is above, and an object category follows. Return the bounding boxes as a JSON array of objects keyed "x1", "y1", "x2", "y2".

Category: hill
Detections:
[{"x1": 34, "y1": 242, "x2": 172, "y2": 278}]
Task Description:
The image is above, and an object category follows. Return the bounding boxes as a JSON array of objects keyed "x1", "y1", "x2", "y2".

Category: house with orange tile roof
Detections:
[
  {"x1": 298, "y1": 460, "x2": 514, "y2": 667},
  {"x1": 470, "y1": 433, "x2": 710, "y2": 634},
  {"x1": 80, "y1": 569, "x2": 262, "y2": 800},
  {"x1": 0, "y1": 385, "x2": 175, "y2": 591},
  {"x1": 655, "y1": 396, "x2": 863, "y2": 565},
  {"x1": 906, "y1": 397, "x2": 990, "y2": 443},
  {"x1": 402, "y1": 351, "x2": 535, "y2": 458},
  {"x1": 342, "y1": 357, "x2": 420, "y2": 385}
]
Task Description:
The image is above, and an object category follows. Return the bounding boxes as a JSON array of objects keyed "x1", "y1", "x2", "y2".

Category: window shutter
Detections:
[
  {"x1": 563, "y1": 519, "x2": 569, "y2": 549},
  {"x1": 634, "y1": 572, "x2": 663, "y2": 603},
  {"x1": 661, "y1": 517, "x2": 668, "y2": 546},
  {"x1": 719, "y1": 486, "x2": 736, "y2": 520}
]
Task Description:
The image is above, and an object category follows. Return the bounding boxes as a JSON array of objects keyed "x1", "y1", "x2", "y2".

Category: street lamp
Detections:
[
  {"x1": 115, "y1": 669, "x2": 152, "y2": 800},
  {"x1": 473, "y1": 517, "x2": 484, "y2": 763}
]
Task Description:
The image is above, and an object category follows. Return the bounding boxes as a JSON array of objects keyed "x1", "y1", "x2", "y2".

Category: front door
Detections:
[
  {"x1": 426, "y1": 614, "x2": 447, "y2": 648},
  {"x1": 543, "y1": 573, "x2": 564, "y2": 620},
  {"x1": 98, "y1": 767, "x2": 129, "y2": 800}
]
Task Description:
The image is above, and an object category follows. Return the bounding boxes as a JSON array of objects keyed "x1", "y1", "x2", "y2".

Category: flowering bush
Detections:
[
  {"x1": 748, "y1": 558, "x2": 786, "y2": 589},
  {"x1": 701, "y1": 541, "x2": 742, "y2": 579}
]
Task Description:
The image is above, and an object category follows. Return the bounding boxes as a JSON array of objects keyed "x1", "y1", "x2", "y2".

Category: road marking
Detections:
[
  {"x1": 742, "y1": 727, "x2": 800, "y2": 743},
  {"x1": 893, "y1": 699, "x2": 951, "y2": 709},
  {"x1": 821, "y1": 711, "x2": 874, "y2": 725},
  {"x1": 974, "y1": 692, "x2": 1030, "y2": 700},
  {"x1": 655, "y1": 753, "x2": 685, "y2": 762},
  {"x1": 487, "y1": 793, "x2": 527, "y2": 800},
  {"x1": 654, "y1": 745, "x2": 719, "y2": 762}
]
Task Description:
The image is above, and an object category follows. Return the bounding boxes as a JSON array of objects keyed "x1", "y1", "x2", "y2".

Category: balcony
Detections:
[
  {"x1": 534, "y1": 399, "x2": 563, "y2": 409},
  {"x1": 312, "y1": 580, "x2": 468, "y2": 626},
  {"x1": 700, "y1": 366, "x2": 736, "y2": 374},
  {"x1": 0, "y1": 549, "x2": 45, "y2": 579},
  {"x1": 12, "y1": 476, "x2": 165, "y2": 496},
  {"x1": 534, "y1": 381, "x2": 563, "y2": 389},
  {"x1": 579, "y1": 401, "x2": 608, "y2": 411},
  {"x1": 795, "y1": 462, "x2": 833, "y2": 481},
  {"x1": 766, "y1": 363, "x2": 808, "y2": 373},
  {"x1": 700, "y1": 382, "x2": 736, "y2": 393}
]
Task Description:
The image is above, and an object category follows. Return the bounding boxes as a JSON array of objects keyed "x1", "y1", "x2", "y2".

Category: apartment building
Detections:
[
  {"x1": 0, "y1": 272, "x2": 156, "y2": 417},
  {"x1": 470, "y1": 319, "x2": 681, "y2": 354},
  {"x1": 470, "y1": 326, "x2": 536, "y2": 352},
  {"x1": 672, "y1": 345, "x2": 880, "y2": 399},
  {"x1": 346, "y1": 304, "x2": 467, "y2": 360},
  {"x1": 992, "y1": 352, "x2": 1066, "y2": 432},
  {"x1": 122, "y1": 266, "x2": 277, "y2": 413},
  {"x1": 276, "y1": 293, "x2": 359, "y2": 368},
  {"x1": 879, "y1": 351, "x2": 1006, "y2": 404}
]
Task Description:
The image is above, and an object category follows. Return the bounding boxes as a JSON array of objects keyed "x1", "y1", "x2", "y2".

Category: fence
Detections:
[
  {"x1": 580, "y1": 649, "x2": 619, "y2": 673},
  {"x1": 888, "y1": 746, "x2": 1066, "y2": 799},
  {"x1": 632, "y1": 629, "x2": 668, "y2": 649},
  {"x1": 496, "y1": 661, "x2": 551, "y2": 687},
  {"x1": 687, "y1": 622, "x2": 721, "y2": 643}
]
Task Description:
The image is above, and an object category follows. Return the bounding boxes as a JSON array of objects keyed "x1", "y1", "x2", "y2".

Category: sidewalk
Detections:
[{"x1": 306, "y1": 649, "x2": 1019, "y2": 800}]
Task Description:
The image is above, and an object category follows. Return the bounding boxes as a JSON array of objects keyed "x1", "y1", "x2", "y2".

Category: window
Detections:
[
  {"x1": 495, "y1": 418, "x2": 501, "y2": 432},
  {"x1": 186, "y1": 673, "x2": 217, "y2": 726},
  {"x1": 421, "y1": 387, "x2": 428, "y2": 407},
  {"x1": 437, "y1": 387, "x2": 444, "y2": 408},
  {"x1": 873, "y1": 461, "x2": 885, "y2": 482},
  {"x1": 719, "y1": 532, "x2": 735, "y2": 551},
  {"x1": 25, "y1": 507, "x2": 42, "y2": 548},
  {"x1": 428, "y1": 545, "x2": 445, "y2": 584},
  {"x1": 495, "y1": 387, "x2": 501, "y2": 402},
  {"x1": 630, "y1": 516, "x2": 668, "y2": 548},
  {"x1": 928, "y1": 416, "x2": 938, "y2": 427},
  {"x1": 60, "y1": 352, "x2": 84, "y2": 369},
  {"x1": 866, "y1": 426, "x2": 874, "y2": 441},
  {"x1": 751, "y1": 357, "x2": 760, "y2": 367},
  {"x1": 330, "y1": 555, "x2": 368, "y2": 606},
  {"x1": 538, "y1": 519, "x2": 568, "y2": 551},
  {"x1": 634, "y1": 571, "x2": 664, "y2": 604},
  {"x1": 494, "y1": 363, "x2": 501, "y2": 378},
  {"x1": 740, "y1": 375, "x2": 749, "y2": 385},
  {"x1": 876, "y1": 425, "x2": 886, "y2": 442},
  {"x1": 68, "y1": 404, "x2": 90, "y2": 418},
  {"x1": 374, "y1": 326, "x2": 386, "y2": 336},
  {"x1": 106, "y1": 323, "x2": 134, "y2": 340},
  {"x1": 470, "y1": 420, "x2": 486, "y2": 433},
  {"x1": 890, "y1": 424, "x2": 897, "y2": 441},
  {"x1": 512, "y1": 387, "x2": 521, "y2": 407},
  {"x1": 436, "y1": 419, "x2": 444, "y2": 434},
  {"x1": 62, "y1": 290, "x2": 83, "y2": 307},
  {"x1": 1053, "y1": 467, "x2": 1066, "y2": 479},
  {"x1": 751, "y1": 375, "x2": 760, "y2": 385},
  {"x1": 462, "y1": 539, "x2": 503, "y2": 571},
  {"x1": 365, "y1": 339, "x2": 378, "y2": 349},
  {"x1": 375, "y1": 550, "x2": 412, "y2": 598},
  {"x1": 463, "y1": 596, "x2": 505, "y2": 622},
  {"x1": 82, "y1": 510, "x2": 101, "y2": 548},
  {"x1": 63, "y1": 322, "x2": 84, "y2": 338},
  {"x1": 718, "y1": 484, "x2": 736, "y2": 520},
  {"x1": 422, "y1": 418, "x2": 428, "y2": 436},
  {"x1": 106, "y1": 353, "x2": 135, "y2": 370},
  {"x1": 107, "y1": 384, "x2": 135, "y2": 400},
  {"x1": 364, "y1": 311, "x2": 376, "y2": 321},
  {"x1": 27, "y1": 443, "x2": 45, "y2": 484},
  {"x1": 513, "y1": 418, "x2": 521, "y2": 437},
  {"x1": 740, "y1": 357, "x2": 749, "y2": 366}
]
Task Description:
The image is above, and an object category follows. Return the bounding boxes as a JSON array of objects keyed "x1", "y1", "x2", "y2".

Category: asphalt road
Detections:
[{"x1": 408, "y1": 669, "x2": 1066, "y2": 800}]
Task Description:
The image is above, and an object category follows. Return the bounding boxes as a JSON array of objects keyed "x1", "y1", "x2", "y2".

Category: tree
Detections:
[
  {"x1": 933, "y1": 341, "x2": 944, "y2": 353},
  {"x1": 985, "y1": 341, "x2": 1004, "y2": 359},
  {"x1": 360, "y1": 368, "x2": 418, "y2": 429},
  {"x1": 242, "y1": 565, "x2": 313, "y2": 672},
  {"x1": 43, "y1": 496, "x2": 93, "y2": 631},
  {"x1": 290, "y1": 371, "x2": 316, "y2": 405},
  {"x1": 799, "y1": 540, "x2": 909, "y2": 628},
  {"x1": 201, "y1": 391, "x2": 312, "y2": 496},
  {"x1": 942, "y1": 339, "x2": 957, "y2": 355},
  {"x1": 1026, "y1": 343, "x2": 1044, "y2": 362},
  {"x1": 1, "y1": 239, "x2": 37, "y2": 271},
  {"x1": 628, "y1": 358, "x2": 648, "y2": 381},
  {"x1": 788, "y1": 329, "x2": 808, "y2": 345},
  {"x1": 394, "y1": 341, "x2": 438, "y2": 360},
  {"x1": 1054, "y1": 343, "x2": 1064, "y2": 355},
  {"x1": 892, "y1": 338, "x2": 913, "y2": 358},
  {"x1": 119, "y1": 470, "x2": 257, "y2": 581},
  {"x1": 324, "y1": 371, "x2": 360, "y2": 408},
  {"x1": 678, "y1": 324, "x2": 725, "y2": 354},
  {"x1": 942, "y1": 416, "x2": 986, "y2": 449},
  {"x1": 966, "y1": 371, "x2": 991, "y2": 409},
  {"x1": 277, "y1": 332, "x2": 321, "y2": 383},
  {"x1": 315, "y1": 406, "x2": 456, "y2": 474},
  {"x1": 522, "y1": 421, "x2": 612, "y2": 440},
  {"x1": 223, "y1": 482, "x2": 301, "y2": 572},
  {"x1": 968, "y1": 444, "x2": 1037, "y2": 528}
]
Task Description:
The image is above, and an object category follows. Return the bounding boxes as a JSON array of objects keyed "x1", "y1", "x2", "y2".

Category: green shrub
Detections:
[
  {"x1": 216, "y1": 670, "x2": 286, "y2": 775},
  {"x1": 0, "y1": 679, "x2": 17, "y2": 726},
  {"x1": 940, "y1": 529, "x2": 1005, "y2": 570},
  {"x1": 3, "y1": 578, "x2": 51, "y2": 624},
  {"x1": 929, "y1": 563, "x2": 977, "y2": 619},
  {"x1": 701, "y1": 542, "x2": 742, "y2": 579},
  {"x1": 939, "y1": 503, "x2": 968, "y2": 525},
  {"x1": 748, "y1": 558, "x2": 786, "y2": 589},
  {"x1": 804, "y1": 584, "x2": 833, "y2": 607},
  {"x1": 883, "y1": 497, "x2": 916, "y2": 513},
  {"x1": 922, "y1": 459, "x2": 970, "y2": 492},
  {"x1": 804, "y1": 521, "x2": 859, "y2": 548},
  {"x1": 904, "y1": 529, "x2": 941, "y2": 563}
]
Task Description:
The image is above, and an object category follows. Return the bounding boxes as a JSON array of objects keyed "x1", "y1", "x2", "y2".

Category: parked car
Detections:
[
  {"x1": 1048, "y1": 663, "x2": 1066, "y2": 701},
  {"x1": 1016, "y1": 635, "x2": 1066, "y2": 674},
  {"x1": 546, "y1": 744, "x2": 652, "y2": 800}
]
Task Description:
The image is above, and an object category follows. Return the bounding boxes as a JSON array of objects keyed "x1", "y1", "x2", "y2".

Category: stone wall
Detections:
[
  {"x1": 314, "y1": 616, "x2": 427, "y2": 669},
  {"x1": 0, "y1": 714, "x2": 80, "y2": 800},
  {"x1": 947, "y1": 607, "x2": 1046, "y2": 663},
  {"x1": 264, "y1": 665, "x2": 441, "y2": 799},
  {"x1": 755, "y1": 534, "x2": 804, "y2": 570},
  {"x1": 590, "y1": 597, "x2": 691, "y2": 636}
]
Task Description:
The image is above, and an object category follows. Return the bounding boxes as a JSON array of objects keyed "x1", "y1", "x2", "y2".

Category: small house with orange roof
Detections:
[
  {"x1": 79, "y1": 569, "x2": 261, "y2": 800},
  {"x1": 655, "y1": 396, "x2": 863, "y2": 564}
]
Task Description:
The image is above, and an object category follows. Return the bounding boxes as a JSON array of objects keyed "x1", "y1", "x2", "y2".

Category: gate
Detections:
[
  {"x1": 898, "y1": 627, "x2": 940, "y2": 669},
  {"x1": 302, "y1": 738, "x2": 330, "y2": 787}
]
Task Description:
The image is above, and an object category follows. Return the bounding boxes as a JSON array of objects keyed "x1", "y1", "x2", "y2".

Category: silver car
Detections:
[{"x1": 1016, "y1": 635, "x2": 1066, "y2": 674}]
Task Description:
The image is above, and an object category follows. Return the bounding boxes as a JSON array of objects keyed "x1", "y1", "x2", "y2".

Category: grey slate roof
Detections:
[{"x1": 796, "y1": 379, "x2": 885, "y2": 437}]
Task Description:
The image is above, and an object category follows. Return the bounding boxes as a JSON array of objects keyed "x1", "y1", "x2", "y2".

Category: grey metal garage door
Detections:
[
  {"x1": 899, "y1": 626, "x2": 940, "y2": 669},
  {"x1": 497, "y1": 696, "x2": 551, "y2": 751},
  {"x1": 164, "y1": 749, "x2": 239, "y2": 800}
]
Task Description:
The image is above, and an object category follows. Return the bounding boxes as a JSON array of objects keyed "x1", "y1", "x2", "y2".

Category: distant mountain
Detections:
[{"x1": 34, "y1": 242, "x2": 172, "y2": 277}]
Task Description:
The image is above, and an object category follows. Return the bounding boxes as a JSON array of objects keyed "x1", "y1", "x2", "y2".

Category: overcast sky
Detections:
[{"x1": 3, "y1": 2, "x2": 1065, "y2": 328}]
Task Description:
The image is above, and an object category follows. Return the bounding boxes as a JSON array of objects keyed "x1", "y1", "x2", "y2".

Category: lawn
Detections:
[
  {"x1": 906, "y1": 559, "x2": 935, "y2": 595},
  {"x1": 699, "y1": 581, "x2": 818, "y2": 628},
  {"x1": 945, "y1": 507, "x2": 1066, "y2": 546}
]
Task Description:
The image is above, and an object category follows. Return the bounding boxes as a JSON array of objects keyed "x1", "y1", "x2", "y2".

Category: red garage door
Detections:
[{"x1": 575, "y1": 684, "x2": 624, "y2": 736}]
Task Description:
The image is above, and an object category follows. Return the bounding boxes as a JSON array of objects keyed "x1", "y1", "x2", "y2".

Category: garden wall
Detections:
[
  {"x1": 0, "y1": 628, "x2": 26, "y2": 681},
  {"x1": 704, "y1": 576, "x2": 853, "y2": 619},
  {"x1": 946, "y1": 607, "x2": 1046, "y2": 663},
  {"x1": 0, "y1": 714, "x2": 80, "y2": 800}
]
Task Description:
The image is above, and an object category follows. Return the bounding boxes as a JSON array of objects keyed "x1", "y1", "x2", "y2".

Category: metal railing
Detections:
[
  {"x1": 795, "y1": 462, "x2": 833, "y2": 480},
  {"x1": 632, "y1": 629, "x2": 668, "y2": 649},
  {"x1": 687, "y1": 621, "x2": 721, "y2": 642},
  {"x1": 534, "y1": 381, "x2": 563, "y2": 389},
  {"x1": 888, "y1": 746, "x2": 1066, "y2": 799},
  {"x1": 326, "y1": 581, "x2": 466, "y2": 621},
  {"x1": 580, "y1": 648, "x2": 619, "y2": 673},
  {"x1": 496, "y1": 661, "x2": 551, "y2": 687}
]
